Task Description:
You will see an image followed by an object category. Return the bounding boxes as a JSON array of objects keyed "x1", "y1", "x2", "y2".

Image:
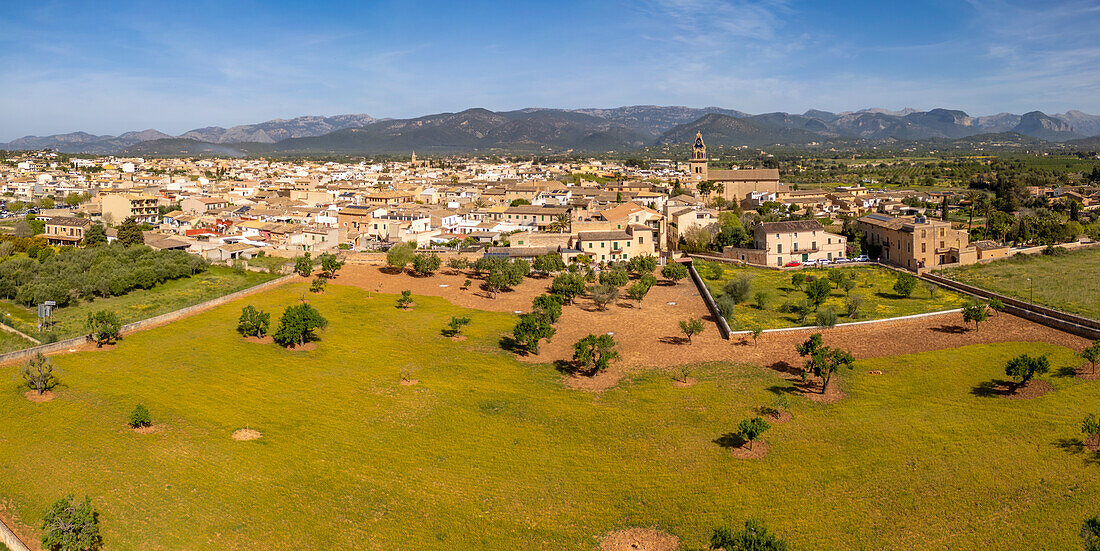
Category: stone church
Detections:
[{"x1": 687, "y1": 132, "x2": 783, "y2": 202}]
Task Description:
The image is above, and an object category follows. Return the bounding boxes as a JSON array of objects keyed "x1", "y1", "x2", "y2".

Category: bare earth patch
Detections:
[
  {"x1": 600, "y1": 528, "x2": 680, "y2": 551},
  {"x1": 729, "y1": 440, "x2": 770, "y2": 459},
  {"x1": 1086, "y1": 441, "x2": 1100, "y2": 453},
  {"x1": 1005, "y1": 379, "x2": 1054, "y2": 400},
  {"x1": 131, "y1": 423, "x2": 167, "y2": 435},
  {"x1": 796, "y1": 378, "x2": 847, "y2": 404},
  {"x1": 232, "y1": 429, "x2": 262, "y2": 441},
  {"x1": 867, "y1": 370, "x2": 884, "y2": 375},
  {"x1": 1075, "y1": 364, "x2": 1100, "y2": 380},
  {"x1": 672, "y1": 376, "x2": 697, "y2": 388},
  {"x1": 563, "y1": 368, "x2": 623, "y2": 392},
  {"x1": 25, "y1": 390, "x2": 55, "y2": 403},
  {"x1": 286, "y1": 342, "x2": 317, "y2": 351},
  {"x1": 449, "y1": 335, "x2": 468, "y2": 342},
  {"x1": 243, "y1": 335, "x2": 274, "y2": 344},
  {"x1": 0, "y1": 504, "x2": 41, "y2": 551},
  {"x1": 768, "y1": 410, "x2": 793, "y2": 424},
  {"x1": 399, "y1": 379, "x2": 420, "y2": 386}
]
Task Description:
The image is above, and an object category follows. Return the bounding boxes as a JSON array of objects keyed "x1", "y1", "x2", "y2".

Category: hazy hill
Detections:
[
  {"x1": 13, "y1": 105, "x2": 1100, "y2": 156},
  {"x1": 657, "y1": 113, "x2": 827, "y2": 147}
]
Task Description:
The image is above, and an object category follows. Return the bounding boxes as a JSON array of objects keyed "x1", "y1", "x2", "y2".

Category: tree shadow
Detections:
[
  {"x1": 874, "y1": 291, "x2": 906, "y2": 300},
  {"x1": 713, "y1": 432, "x2": 747, "y2": 449},
  {"x1": 970, "y1": 379, "x2": 1015, "y2": 397},
  {"x1": 553, "y1": 359, "x2": 579, "y2": 375},
  {"x1": 1054, "y1": 365, "x2": 1080, "y2": 378},
  {"x1": 1054, "y1": 438, "x2": 1100, "y2": 465},
  {"x1": 766, "y1": 383, "x2": 799, "y2": 396},
  {"x1": 930, "y1": 324, "x2": 968, "y2": 334},
  {"x1": 658, "y1": 336, "x2": 689, "y2": 345},
  {"x1": 498, "y1": 336, "x2": 526, "y2": 355},
  {"x1": 767, "y1": 361, "x2": 802, "y2": 377}
]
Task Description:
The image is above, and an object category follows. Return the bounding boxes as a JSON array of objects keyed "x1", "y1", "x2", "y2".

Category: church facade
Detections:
[{"x1": 687, "y1": 132, "x2": 784, "y2": 203}]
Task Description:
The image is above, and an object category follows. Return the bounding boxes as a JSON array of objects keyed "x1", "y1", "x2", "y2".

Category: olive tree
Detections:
[
  {"x1": 512, "y1": 313, "x2": 555, "y2": 354},
  {"x1": 294, "y1": 252, "x2": 313, "y2": 277},
  {"x1": 804, "y1": 278, "x2": 832, "y2": 310},
  {"x1": 680, "y1": 317, "x2": 704, "y2": 344},
  {"x1": 962, "y1": 302, "x2": 990, "y2": 331},
  {"x1": 796, "y1": 333, "x2": 854, "y2": 394},
  {"x1": 626, "y1": 280, "x2": 651, "y2": 309},
  {"x1": 236, "y1": 305, "x2": 270, "y2": 337},
  {"x1": 573, "y1": 334, "x2": 618, "y2": 375},
  {"x1": 22, "y1": 352, "x2": 57, "y2": 395},
  {"x1": 587, "y1": 283, "x2": 619, "y2": 311},
  {"x1": 272, "y1": 303, "x2": 328, "y2": 347},
  {"x1": 412, "y1": 252, "x2": 442, "y2": 276},
  {"x1": 1081, "y1": 341, "x2": 1100, "y2": 375},
  {"x1": 661, "y1": 262, "x2": 688, "y2": 283},
  {"x1": 385, "y1": 242, "x2": 416, "y2": 273},
  {"x1": 551, "y1": 272, "x2": 586, "y2": 304},
  {"x1": 40, "y1": 495, "x2": 102, "y2": 551},
  {"x1": 445, "y1": 316, "x2": 471, "y2": 337},
  {"x1": 86, "y1": 310, "x2": 121, "y2": 347}
]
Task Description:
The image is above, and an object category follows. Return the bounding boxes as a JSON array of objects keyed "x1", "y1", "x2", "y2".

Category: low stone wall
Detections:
[
  {"x1": 684, "y1": 259, "x2": 731, "y2": 340},
  {"x1": 0, "y1": 517, "x2": 31, "y2": 551},
  {"x1": 0, "y1": 274, "x2": 296, "y2": 367},
  {"x1": 921, "y1": 272, "x2": 1100, "y2": 340}
]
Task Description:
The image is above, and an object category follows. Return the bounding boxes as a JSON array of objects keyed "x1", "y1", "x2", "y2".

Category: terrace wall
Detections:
[
  {"x1": 0, "y1": 517, "x2": 30, "y2": 551},
  {"x1": 684, "y1": 258, "x2": 731, "y2": 340},
  {"x1": 0, "y1": 274, "x2": 296, "y2": 366}
]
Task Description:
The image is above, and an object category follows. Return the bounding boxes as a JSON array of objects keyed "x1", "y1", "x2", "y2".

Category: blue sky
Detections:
[{"x1": 1, "y1": 0, "x2": 1099, "y2": 141}]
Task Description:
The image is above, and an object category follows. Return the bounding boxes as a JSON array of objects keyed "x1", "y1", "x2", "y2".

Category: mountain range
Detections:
[{"x1": 4, "y1": 106, "x2": 1100, "y2": 156}]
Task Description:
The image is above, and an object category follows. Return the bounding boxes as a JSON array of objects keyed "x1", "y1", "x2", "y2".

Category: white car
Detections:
[
  {"x1": 833, "y1": 257, "x2": 851, "y2": 264},
  {"x1": 801, "y1": 259, "x2": 818, "y2": 267},
  {"x1": 854, "y1": 255, "x2": 871, "y2": 262},
  {"x1": 818, "y1": 258, "x2": 833, "y2": 266}
]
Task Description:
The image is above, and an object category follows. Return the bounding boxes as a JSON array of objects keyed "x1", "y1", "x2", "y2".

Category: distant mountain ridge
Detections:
[{"x1": 3, "y1": 105, "x2": 1099, "y2": 155}]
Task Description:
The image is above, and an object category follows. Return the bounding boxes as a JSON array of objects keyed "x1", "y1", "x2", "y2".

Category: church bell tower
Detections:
[{"x1": 689, "y1": 132, "x2": 707, "y2": 180}]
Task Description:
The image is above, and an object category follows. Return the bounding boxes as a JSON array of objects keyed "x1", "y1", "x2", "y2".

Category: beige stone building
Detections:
[
  {"x1": 101, "y1": 193, "x2": 159, "y2": 224},
  {"x1": 724, "y1": 220, "x2": 846, "y2": 267},
  {"x1": 857, "y1": 214, "x2": 977, "y2": 270}
]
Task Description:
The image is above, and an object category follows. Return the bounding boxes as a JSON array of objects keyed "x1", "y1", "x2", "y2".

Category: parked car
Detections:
[
  {"x1": 854, "y1": 255, "x2": 871, "y2": 262},
  {"x1": 802, "y1": 259, "x2": 819, "y2": 267},
  {"x1": 833, "y1": 257, "x2": 851, "y2": 264},
  {"x1": 818, "y1": 259, "x2": 833, "y2": 266},
  {"x1": 784, "y1": 261, "x2": 802, "y2": 268}
]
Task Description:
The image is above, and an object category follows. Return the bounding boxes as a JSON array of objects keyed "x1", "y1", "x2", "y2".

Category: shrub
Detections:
[
  {"x1": 309, "y1": 276, "x2": 327, "y2": 293},
  {"x1": 598, "y1": 268, "x2": 629, "y2": 287},
  {"x1": 893, "y1": 272, "x2": 918, "y2": 298},
  {"x1": 1043, "y1": 245, "x2": 1069, "y2": 256},
  {"x1": 1004, "y1": 353, "x2": 1050, "y2": 391},
  {"x1": 715, "y1": 294, "x2": 736, "y2": 319},
  {"x1": 815, "y1": 307, "x2": 838, "y2": 328},
  {"x1": 804, "y1": 278, "x2": 832, "y2": 309},
  {"x1": 532, "y1": 293, "x2": 563, "y2": 324},
  {"x1": 446, "y1": 316, "x2": 471, "y2": 337},
  {"x1": 710, "y1": 519, "x2": 788, "y2": 551},
  {"x1": 40, "y1": 495, "x2": 102, "y2": 551},
  {"x1": 988, "y1": 297, "x2": 1005, "y2": 312},
  {"x1": 294, "y1": 253, "x2": 313, "y2": 277},
  {"x1": 551, "y1": 272, "x2": 587, "y2": 304},
  {"x1": 385, "y1": 242, "x2": 416, "y2": 272},
  {"x1": 128, "y1": 404, "x2": 151, "y2": 428},
  {"x1": 396, "y1": 290, "x2": 413, "y2": 309},
  {"x1": 237, "y1": 305, "x2": 270, "y2": 337},
  {"x1": 724, "y1": 275, "x2": 752, "y2": 303},
  {"x1": 747, "y1": 290, "x2": 767, "y2": 310},
  {"x1": 846, "y1": 294, "x2": 864, "y2": 318}
]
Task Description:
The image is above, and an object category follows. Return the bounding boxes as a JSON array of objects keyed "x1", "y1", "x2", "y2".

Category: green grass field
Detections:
[
  {"x1": 699, "y1": 262, "x2": 969, "y2": 330},
  {"x1": 940, "y1": 248, "x2": 1100, "y2": 320},
  {"x1": 0, "y1": 266, "x2": 277, "y2": 341},
  {"x1": 1, "y1": 282, "x2": 1098, "y2": 550}
]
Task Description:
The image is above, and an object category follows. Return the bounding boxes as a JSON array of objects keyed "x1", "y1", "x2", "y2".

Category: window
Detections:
[
  {"x1": 777, "y1": 256, "x2": 783, "y2": 266},
  {"x1": 777, "y1": 244, "x2": 783, "y2": 253},
  {"x1": 601, "y1": 242, "x2": 605, "y2": 248},
  {"x1": 921, "y1": 243, "x2": 926, "y2": 253},
  {"x1": 812, "y1": 241, "x2": 816, "y2": 250},
  {"x1": 639, "y1": 236, "x2": 644, "y2": 244}
]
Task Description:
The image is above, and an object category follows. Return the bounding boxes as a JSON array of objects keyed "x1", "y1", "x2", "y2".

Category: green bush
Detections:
[
  {"x1": 40, "y1": 495, "x2": 102, "y2": 551},
  {"x1": 128, "y1": 404, "x2": 151, "y2": 428}
]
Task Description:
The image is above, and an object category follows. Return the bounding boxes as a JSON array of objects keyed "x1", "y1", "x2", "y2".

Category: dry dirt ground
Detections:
[{"x1": 337, "y1": 264, "x2": 1092, "y2": 380}]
